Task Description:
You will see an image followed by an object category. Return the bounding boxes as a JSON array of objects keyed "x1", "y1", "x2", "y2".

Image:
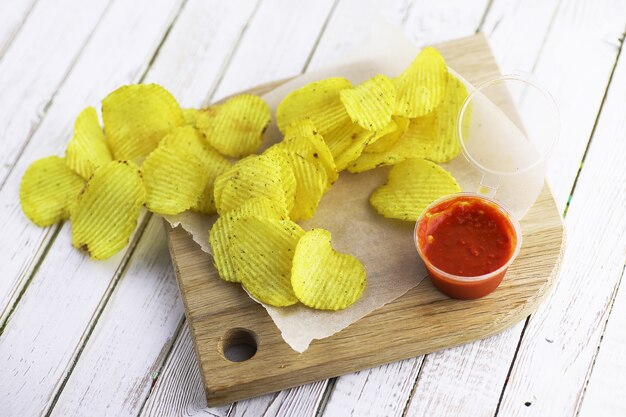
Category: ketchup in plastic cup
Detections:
[{"x1": 415, "y1": 193, "x2": 522, "y2": 299}]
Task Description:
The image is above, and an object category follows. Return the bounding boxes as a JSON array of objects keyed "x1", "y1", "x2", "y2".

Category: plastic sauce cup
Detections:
[{"x1": 415, "y1": 193, "x2": 522, "y2": 299}]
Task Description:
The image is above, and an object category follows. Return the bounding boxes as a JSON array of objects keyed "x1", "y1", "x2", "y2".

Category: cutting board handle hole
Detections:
[{"x1": 219, "y1": 328, "x2": 258, "y2": 362}]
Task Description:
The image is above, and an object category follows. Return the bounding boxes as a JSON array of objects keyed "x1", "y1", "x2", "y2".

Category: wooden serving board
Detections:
[{"x1": 167, "y1": 34, "x2": 565, "y2": 406}]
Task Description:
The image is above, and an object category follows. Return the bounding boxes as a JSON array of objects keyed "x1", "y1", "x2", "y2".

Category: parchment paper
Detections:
[{"x1": 165, "y1": 19, "x2": 534, "y2": 352}]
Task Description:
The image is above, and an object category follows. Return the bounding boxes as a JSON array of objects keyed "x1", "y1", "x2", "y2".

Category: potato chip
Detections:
[
  {"x1": 70, "y1": 160, "x2": 145, "y2": 260},
  {"x1": 214, "y1": 153, "x2": 291, "y2": 216},
  {"x1": 160, "y1": 126, "x2": 231, "y2": 214},
  {"x1": 141, "y1": 140, "x2": 205, "y2": 215},
  {"x1": 348, "y1": 114, "x2": 437, "y2": 173},
  {"x1": 102, "y1": 84, "x2": 185, "y2": 161},
  {"x1": 209, "y1": 197, "x2": 287, "y2": 282},
  {"x1": 323, "y1": 121, "x2": 375, "y2": 171},
  {"x1": 363, "y1": 116, "x2": 410, "y2": 154},
  {"x1": 65, "y1": 106, "x2": 112, "y2": 179},
  {"x1": 276, "y1": 149, "x2": 327, "y2": 221},
  {"x1": 291, "y1": 229, "x2": 366, "y2": 310},
  {"x1": 20, "y1": 156, "x2": 85, "y2": 227},
  {"x1": 276, "y1": 77, "x2": 353, "y2": 136},
  {"x1": 182, "y1": 108, "x2": 201, "y2": 125},
  {"x1": 426, "y1": 73, "x2": 469, "y2": 162},
  {"x1": 231, "y1": 216, "x2": 304, "y2": 306},
  {"x1": 393, "y1": 47, "x2": 448, "y2": 118},
  {"x1": 264, "y1": 147, "x2": 297, "y2": 213},
  {"x1": 340, "y1": 74, "x2": 396, "y2": 132},
  {"x1": 370, "y1": 158, "x2": 460, "y2": 221},
  {"x1": 196, "y1": 94, "x2": 270, "y2": 158},
  {"x1": 281, "y1": 119, "x2": 338, "y2": 185}
]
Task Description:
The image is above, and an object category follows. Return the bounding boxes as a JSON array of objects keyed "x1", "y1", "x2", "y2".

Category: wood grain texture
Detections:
[
  {"x1": 167, "y1": 34, "x2": 565, "y2": 406},
  {"x1": 497, "y1": 37, "x2": 626, "y2": 417},
  {"x1": 0, "y1": 0, "x2": 38, "y2": 59}
]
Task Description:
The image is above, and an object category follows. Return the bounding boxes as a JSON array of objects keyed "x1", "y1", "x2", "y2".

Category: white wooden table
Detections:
[{"x1": 1, "y1": 0, "x2": 625, "y2": 416}]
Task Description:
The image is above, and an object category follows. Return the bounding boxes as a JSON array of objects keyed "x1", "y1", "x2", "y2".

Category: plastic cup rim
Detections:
[
  {"x1": 457, "y1": 74, "x2": 560, "y2": 178},
  {"x1": 414, "y1": 192, "x2": 523, "y2": 283}
]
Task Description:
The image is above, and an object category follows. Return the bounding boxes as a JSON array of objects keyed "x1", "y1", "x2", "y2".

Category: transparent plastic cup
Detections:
[
  {"x1": 415, "y1": 193, "x2": 523, "y2": 299},
  {"x1": 457, "y1": 74, "x2": 560, "y2": 220}
]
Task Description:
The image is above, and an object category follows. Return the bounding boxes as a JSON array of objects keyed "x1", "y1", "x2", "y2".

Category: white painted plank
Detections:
[
  {"x1": 403, "y1": 0, "x2": 489, "y2": 45},
  {"x1": 481, "y1": 0, "x2": 561, "y2": 74},
  {"x1": 0, "y1": 0, "x2": 111, "y2": 187},
  {"x1": 0, "y1": 0, "x2": 183, "y2": 325},
  {"x1": 533, "y1": 0, "x2": 626, "y2": 208},
  {"x1": 45, "y1": 1, "x2": 258, "y2": 415},
  {"x1": 402, "y1": 1, "x2": 626, "y2": 416},
  {"x1": 0, "y1": 0, "x2": 186, "y2": 414},
  {"x1": 497, "y1": 46, "x2": 626, "y2": 417},
  {"x1": 49, "y1": 217, "x2": 183, "y2": 417},
  {"x1": 0, "y1": 0, "x2": 38, "y2": 58},
  {"x1": 211, "y1": 0, "x2": 335, "y2": 100},
  {"x1": 139, "y1": 325, "x2": 231, "y2": 417},
  {"x1": 578, "y1": 268, "x2": 626, "y2": 417}
]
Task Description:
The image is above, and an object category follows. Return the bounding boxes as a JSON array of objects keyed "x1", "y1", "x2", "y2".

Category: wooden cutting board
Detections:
[{"x1": 166, "y1": 33, "x2": 565, "y2": 406}]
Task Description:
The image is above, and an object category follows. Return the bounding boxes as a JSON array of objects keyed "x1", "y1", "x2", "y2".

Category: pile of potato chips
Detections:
[{"x1": 20, "y1": 46, "x2": 468, "y2": 311}]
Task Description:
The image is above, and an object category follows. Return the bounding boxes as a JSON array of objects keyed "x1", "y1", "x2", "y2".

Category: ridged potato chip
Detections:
[
  {"x1": 276, "y1": 77, "x2": 353, "y2": 136},
  {"x1": 291, "y1": 229, "x2": 366, "y2": 310},
  {"x1": 141, "y1": 140, "x2": 205, "y2": 215},
  {"x1": 363, "y1": 116, "x2": 410, "y2": 154},
  {"x1": 65, "y1": 106, "x2": 112, "y2": 179},
  {"x1": 370, "y1": 158, "x2": 460, "y2": 221},
  {"x1": 214, "y1": 153, "x2": 292, "y2": 216},
  {"x1": 196, "y1": 94, "x2": 270, "y2": 158},
  {"x1": 393, "y1": 47, "x2": 448, "y2": 118},
  {"x1": 323, "y1": 121, "x2": 375, "y2": 171},
  {"x1": 210, "y1": 197, "x2": 286, "y2": 282},
  {"x1": 182, "y1": 108, "x2": 201, "y2": 125},
  {"x1": 20, "y1": 156, "x2": 85, "y2": 227},
  {"x1": 160, "y1": 126, "x2": 231, "y2": 214},
  {"x1": 426, "y1": 73, "x2": 469, "y2": 162},
  {"x1": 231, "y1": 216, "x2": 304, "y2": 306},
  {"x1": 264, "y1": 147, "x2": 297, "y2": 213},
  {"x1": 340, "y1": 74, "x2": 396, "y2": 132},
  {"x1": 102, "y1": 84, "x2": 185, "y2": 161},
  {"x1": 70, "y1": 160, "x2": 145, "y2": 260},
  {"x1": 281, "y1": 119, "x2": 337, "y2": 185},
  {"x1": 348, "y1": 114, "x2": 437, "y2": 173},
  {"x1": 278, "y1": 149, "x2": 328, "y2": 221}
]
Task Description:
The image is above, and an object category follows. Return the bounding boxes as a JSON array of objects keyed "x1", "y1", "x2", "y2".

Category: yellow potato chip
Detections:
[
  {"x1": 70, "y1": 160, "x2": 145, "y2": 260},
  {"x1": 102, "y1": 84, "x2": 185, "y2": 161},
  {"x1": 279, "y1": 119, "x2": 338, "y2": 185},
  {"x1": 196, "y1": 94, "x2": 270, "y2": 158},
  {"x1": 209, "y1": 197, "x2": 287, "y2": 282},
  {"x1": 348, "y1": 114, "x2": 437, "y2": 173},
  {"x1": 363, "y1": 116, "x2": 410, "y2": 154},
  {"x1": 369, "y1": 158, "x2": 460, "y2": 221},
  {"x1": 20, "y1": 156, "x2": 85, "y2": 227},
  {"x1": 214, "y1": 153, "x2": 291, "y2": 216},
  {"x1": 291, "y1": 229, "x2": 366, "y2": 310},
  {"x1": 141, "y1": 140, "x2": 205, "y2": 215},
  {"x1": 276, "y1": 77, "x2": 353, "y2": 136},
  {"x1": 182, "y1": 108, "x2": 201, "y2": 125},
  {"x1": 231, "y1": 216, "x2": 304, "y2": 306},
  {"x1": 426, "y1": 73, "x2": 469, "y2": 163},
  {"x1": 323, "y1": 121, "x2": 375, "y2": 169},
  {"x1": 65, "y1": 106, "x2": 112, "y2": 179},
  {"x1": 277, "y1": 149, "x2": 328, "y2": 221},
  {"x1": 159, "y1": 126, "x2": 231, "y2": 214},
  {"x1": 340, "y1": 74, "x2": 396, "y2": 132},
  {"x1": 393, "y1": 47, "x2": 448, "y2": 118}
]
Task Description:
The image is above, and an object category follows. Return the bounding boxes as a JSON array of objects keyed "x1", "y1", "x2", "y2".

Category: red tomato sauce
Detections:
[{"x1": 416, "y1": 195, "x2": 519, "y2": 299}]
